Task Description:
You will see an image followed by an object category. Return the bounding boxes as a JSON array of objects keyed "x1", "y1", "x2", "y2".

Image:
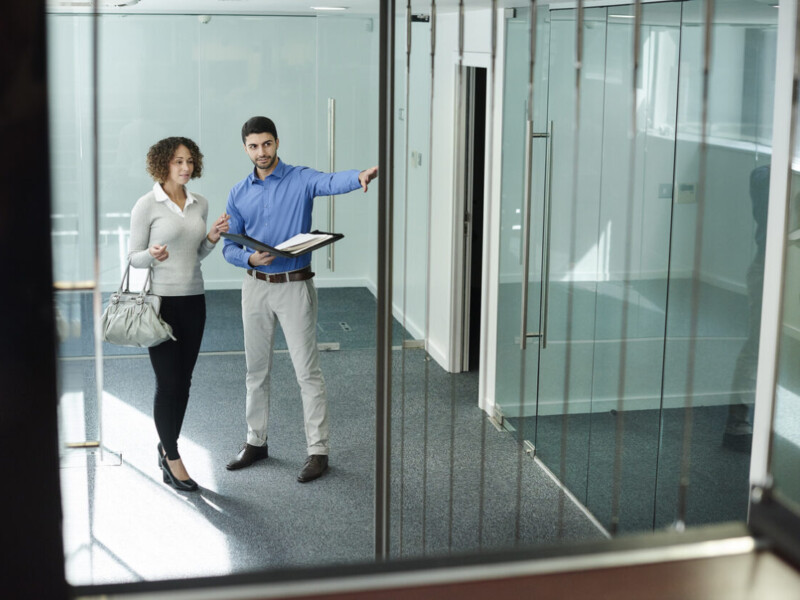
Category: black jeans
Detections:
[{"x1": 148, "y1": 294, "x2": 206, "y2": 460}]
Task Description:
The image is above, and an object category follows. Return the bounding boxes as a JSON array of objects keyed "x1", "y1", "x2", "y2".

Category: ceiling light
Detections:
[
  {"x1": 49, "y1": 0, "x2": 140, "y2": 5},
  {"x1": 311, "y1": 6, "x2": 348, "y2": 11}
]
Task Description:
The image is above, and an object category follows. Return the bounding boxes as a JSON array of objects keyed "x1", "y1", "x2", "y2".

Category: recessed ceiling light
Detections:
[{"x1": 311, "y1": 6, "x2": 348, "y2": 11}]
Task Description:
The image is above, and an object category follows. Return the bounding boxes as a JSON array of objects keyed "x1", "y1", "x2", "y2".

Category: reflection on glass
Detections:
[
  {"x1": 657, "y1": 0, "x2": 776, "y2": 528},
  {"x1": 773, "y1": 141, "x2": 800, "y2": 512},
  {"x1": 47, "y1": 0, "x2": 788, "y2": 592},
  {"x1": 584, "y1": 2, "x2": 681, "y2": 535},
  {"x1": 497, "y1": 0, "x2": 778, "y2": 539}
]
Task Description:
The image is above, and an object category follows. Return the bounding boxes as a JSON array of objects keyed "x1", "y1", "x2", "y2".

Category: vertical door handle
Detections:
[
  {"x1": 520, "y1": 121, "x2": 553, "y2": 349},
  {"x1": 520, "y1": 119, "x2": 534, "y2": 350},
  {"x1": 540, "y1": 120, "x2": 553, "y2": 349},
  {"x1": 327, "y1": 97, "x2": 336, "y2": 271}
]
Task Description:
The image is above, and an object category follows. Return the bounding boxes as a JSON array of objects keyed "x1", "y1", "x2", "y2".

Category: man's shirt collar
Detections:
[{"x1": 249, "y1": 158, "x2": 285, "y2": 184}]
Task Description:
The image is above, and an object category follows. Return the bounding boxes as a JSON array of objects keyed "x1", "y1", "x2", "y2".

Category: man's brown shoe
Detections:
[
  {"x1": 297, "y1": 454, "x2": 328, "y2": 482},
  {"x1": 226, "y1": 443, "x2": 269, "y2": 470}
]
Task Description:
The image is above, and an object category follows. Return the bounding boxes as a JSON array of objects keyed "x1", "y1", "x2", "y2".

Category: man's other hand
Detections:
[
  {"x1": 248, "y1": 251, "x2": 275, "y2": 267},
  {"x1": 359, "y1": 166, "x2": 379, "y2": 192}
]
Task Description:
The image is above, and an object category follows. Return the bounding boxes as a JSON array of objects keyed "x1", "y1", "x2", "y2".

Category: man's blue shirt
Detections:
[{"x1": 223, "y1": 159, "x2": 360, "y2": 273}]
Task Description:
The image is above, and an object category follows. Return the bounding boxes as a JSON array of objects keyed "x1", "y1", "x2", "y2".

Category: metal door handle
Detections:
[
  {"x1": 327, "y1": 97, "x2": 336, "y2": 271},
  {"x1": 541, "y1": 120, "x2": 553, "y2": 349},
  {"x1": 520, "y1": 119, "x2": 534, "y2": 350},
  {"x1": 520, "y1": 121, "x2": 553, "y2": 349}
]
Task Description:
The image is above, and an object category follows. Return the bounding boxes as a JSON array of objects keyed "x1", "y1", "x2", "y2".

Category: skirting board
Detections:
[{"x1": 496, "y1": 391, "x2": 756, "y2": 419}]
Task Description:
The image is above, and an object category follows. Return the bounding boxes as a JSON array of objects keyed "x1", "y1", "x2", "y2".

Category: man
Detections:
[
  {"x1": 222, "y1": 116, "x2": 378, "y2": 482},
  {"x1": 723, "y1": 164, "x2": 770, "y2": 452}
]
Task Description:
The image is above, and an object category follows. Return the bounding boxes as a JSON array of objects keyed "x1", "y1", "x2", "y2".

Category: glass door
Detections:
[
  {"x1": 496, "y1": 0, "x2": 776, "y2": 536},
  {"x1": 583, "y1": 2, "x2": 681, "y2": 533},
  {"x1": 655, "y1": 0, "x2": 777, "y2": 530},
  {"x1": 531, "y1": 6, "x2": 609, "y2": 506},
  {"x1": 494, "y1": 7, "x2": 550, "y2": 446},
  {"x1": 532, "y1": 3, "x2": 682, "y2": 532}
]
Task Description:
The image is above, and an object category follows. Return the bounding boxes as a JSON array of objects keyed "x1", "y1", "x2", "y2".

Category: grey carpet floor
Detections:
[
  {"x1": 59, "y1": 348, "x2": 605, "y2": 586},
  {"x1": 56, "y1": 287, "x2": 409, "y2": 357},
  {"x1": 507, "y1": 406, "x2": 751, "y2": 534}
]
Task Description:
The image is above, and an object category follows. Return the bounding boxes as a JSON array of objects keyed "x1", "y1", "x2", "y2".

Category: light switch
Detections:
[{"x1": 676, "y1": 183, "x2": 696, "y2": 204}]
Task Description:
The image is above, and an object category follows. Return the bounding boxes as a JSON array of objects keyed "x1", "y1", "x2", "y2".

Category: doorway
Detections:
[{"x1": 457, "y1": 66, "x2": 488, "y2": 372}]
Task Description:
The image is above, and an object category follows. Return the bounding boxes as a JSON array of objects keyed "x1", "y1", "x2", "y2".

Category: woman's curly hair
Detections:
[{"x1": 146, "y1": 137, "x2": 203, "y2": 183}]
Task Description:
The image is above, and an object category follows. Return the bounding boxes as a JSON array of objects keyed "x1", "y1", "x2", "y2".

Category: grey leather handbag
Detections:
[{"x1": 101, "y1": 261, "x2": 176, "y2": 347}]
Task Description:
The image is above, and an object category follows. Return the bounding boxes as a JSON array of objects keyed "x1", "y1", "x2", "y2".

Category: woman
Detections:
[{"x1": 128, "y1": 136, "x2": 229, "y2": 492}]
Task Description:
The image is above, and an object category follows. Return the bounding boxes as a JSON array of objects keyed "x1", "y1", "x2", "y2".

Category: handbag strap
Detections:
[
  {"x1": 118, "y1": 261, "x2": 132, "y2": 294},
  {"x1": 117, "y1": 260, "x2": 155, "y2": 296},
  {"x1": 140, "y1": 265, "x2": 155, "y2": 296}
]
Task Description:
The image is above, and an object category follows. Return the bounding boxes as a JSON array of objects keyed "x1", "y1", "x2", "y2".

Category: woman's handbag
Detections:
[{"x1": 100, "y1": 261, "x2": 176, "y2": 347}]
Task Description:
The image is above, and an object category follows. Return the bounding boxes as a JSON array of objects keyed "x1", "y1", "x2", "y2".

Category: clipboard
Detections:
[{"x1": 221, "y1": 230, "x2": 344, "y2": 258}]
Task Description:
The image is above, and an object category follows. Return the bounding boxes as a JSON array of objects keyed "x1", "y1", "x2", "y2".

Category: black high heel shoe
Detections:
[
  {"x1": 161, "y1": 455, "x2": 198, "y2": 492},
  {"x1": 158, "y1": 443, "x2": 170, "y2": 483}
]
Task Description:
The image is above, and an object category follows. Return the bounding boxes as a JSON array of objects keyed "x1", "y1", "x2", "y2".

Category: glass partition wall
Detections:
[
  {"x1": 50, "y1": 9, "x2": 381, "y2": 585},
  {"x1": 47, "y1": 0, "x2": 795, "y2": 595},
  {"x1": 766, "y1": 0, "x2": 800, "y2": 527},
  {"x1": 495, "y1": 0, "x2": 777, "y2": 537}
]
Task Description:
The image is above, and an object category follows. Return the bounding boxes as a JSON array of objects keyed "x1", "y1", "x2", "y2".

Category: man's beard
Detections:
[{"x1": 254, "y1": 155, "x2": 276, "y2": 171}]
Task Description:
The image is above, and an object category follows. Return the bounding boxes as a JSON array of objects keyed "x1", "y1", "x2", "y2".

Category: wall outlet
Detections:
[{"x1": 658, "y1": 183, "x2": 673, "y2": 199}]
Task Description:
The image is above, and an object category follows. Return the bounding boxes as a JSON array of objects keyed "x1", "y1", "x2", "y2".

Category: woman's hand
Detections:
[
  {"x1": 149, "y1": 244, "x2": 169, "y2": 262},
  {"x1": 207, "y1": 213, "x2": 231, "y2": 243}
]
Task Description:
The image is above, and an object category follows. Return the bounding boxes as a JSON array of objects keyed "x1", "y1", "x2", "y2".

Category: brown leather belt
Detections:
[{"x1": 247, "y1": 266, "x2": 314, "y2": 284}]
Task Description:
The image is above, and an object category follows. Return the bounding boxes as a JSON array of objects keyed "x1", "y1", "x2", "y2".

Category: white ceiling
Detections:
[
  {"x1": 47, "y1": 0, "x2": 780, "y2": 23},
  {"x1": 47, "y1": 0, "x2": 497, "y2": 17}
]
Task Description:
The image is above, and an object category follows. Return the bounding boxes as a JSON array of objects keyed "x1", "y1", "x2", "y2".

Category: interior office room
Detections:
[{"x1": 4, "y1": 0, "x2": 800, "y2": 598}]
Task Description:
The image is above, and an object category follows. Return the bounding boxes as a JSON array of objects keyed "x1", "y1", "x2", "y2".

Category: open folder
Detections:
[{"x1": 221, "y1": 230, "x2": 344, "y2": 258}]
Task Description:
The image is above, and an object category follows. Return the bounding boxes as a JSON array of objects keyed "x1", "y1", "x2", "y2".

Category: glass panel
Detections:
[
  {"x1": 533, "y1": 7, "x2": 608, "y2": 506},
  {"x1": 49, "y1": 16, "x2": 95, "y2": 288},
  {"x1": 493, "y1": 13, "x2": 524, "y2": 429},
  {"x1": 48, "y1": 13, "x2": 104, "y2": 583},
  {"x1": 585, "y1": 3, "x2": 681, "y2": 534},
  {"x1": 657, "y1": 0, "x2": 777, "y2": 528},
  {"x1": 50, "y1": 10, "x2": 380, "y2": 585},
  {"x1": 494, "y1": 8, "x2": 549, "y2": 445},
  {"x1": 316, "y1": 15, "x2": 382, "y2": 300},
  {"x1": 773, "y1": 14, "x2": 800, "y2": 515},
  {"x1": 391, "y1": 12, "x2": 433, "y2": 557}
]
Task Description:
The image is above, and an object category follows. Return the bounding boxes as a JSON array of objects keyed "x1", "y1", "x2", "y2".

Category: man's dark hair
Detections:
[{"x1": 241, "y1": 116, "x2": 278, "y2": 143}]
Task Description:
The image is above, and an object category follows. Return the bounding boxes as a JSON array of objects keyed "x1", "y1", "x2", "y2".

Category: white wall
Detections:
[
  {"x1": 426, "y1": 8, "x2": 497, "y2": 370},
  {"x1": 313, "y1": 16, "x2": 381, "y2": 290},
  {"x1": 392, "y1": 16, "x2": 432, "y2": 342}
]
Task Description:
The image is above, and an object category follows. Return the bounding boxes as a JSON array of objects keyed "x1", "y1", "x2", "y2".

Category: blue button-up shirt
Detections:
[{"x1": 223, "y1": 159, "x2": 360, "y2": 273}]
